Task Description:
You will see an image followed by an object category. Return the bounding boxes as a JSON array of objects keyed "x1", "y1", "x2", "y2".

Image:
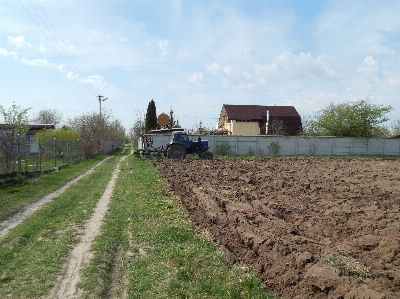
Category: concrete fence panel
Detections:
[{"x1": 139, "y1": 134, "x2": 400, "y2": 157}]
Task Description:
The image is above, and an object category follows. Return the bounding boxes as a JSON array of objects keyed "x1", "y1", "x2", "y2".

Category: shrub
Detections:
[
  {"x1": 268, "y1": 141, "x2": 281, "y2": 156},
  {"x1": 215, "y1": 141, "x2": 231, "y2": 155}
]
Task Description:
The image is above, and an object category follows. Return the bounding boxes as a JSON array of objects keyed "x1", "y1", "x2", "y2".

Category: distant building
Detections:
[
  {"x1": 0, "y1": 124, "x2": 54, "y2": 153},
  {"x1": 218, "y1": 104, "x2": 302, "y2": 135}
]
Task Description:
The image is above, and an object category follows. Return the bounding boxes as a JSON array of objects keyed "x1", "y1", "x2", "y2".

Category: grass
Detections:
[
  {"x1": 79, "y1": 154, "x2": 275, "y2": 298},
  {"x1": 0, "y1": 150, "x2": 121, "y2": 222},
  {"x1": 0, "y1": 151, "x2": 125, "y2": 298}
]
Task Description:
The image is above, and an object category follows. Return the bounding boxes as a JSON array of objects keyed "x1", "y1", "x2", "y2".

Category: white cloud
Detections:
[
  {"x1": 355, "y1": 56, "x2": 384, "y2": 87},
  {"x1": 39, "y1": 43, "x2": 46, "y2": 52},
  {"x1": 0, "y1": 47, "x2": 18, "y2": 60},
  {"x1": 363, "y1": 56, "x2": 378, "y2": 67},
  {"x1": 362, "y1": 44, "x2": 397, "y2": 56},
  {"x1": 82, "y1": 75, "x2": 121, "y2": 93},
  {"x1": 205, "y1": 63, "x2": 255, "y2": 90},
  {"x1": 386, "y1": 76, "x2": 400, "y2": 89},
  {"x1": 66, "y1": 72, "x2": 120, "y2": 93},
  {"x1": 8, "y1": 36, "x2": 32, "y2": 48},
  {"x1": 21, "y1": 58, "x2": 64, "y2": 71},
  {"x1": 255, "y1": 51, "x2": 339, "y2": 81},
  {"x1": 58, "y1": 42, "x2": 74, "y2": 51},
  {"x1": 67, "y1": 71, "x2": 80, "y2": 81},
  {"x1": 187, "y1": 72, "x2": 210, "y2": 85},
  {"x1": 158, "y1": 40, "x2": 170, "y2": 56},
  {"x1": 118, "y1": 38, "x2": 127, "y2": 42}
]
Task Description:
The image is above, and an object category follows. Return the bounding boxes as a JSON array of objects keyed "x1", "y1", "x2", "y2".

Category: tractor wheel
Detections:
[
  {"x1": 167, "y1": 144, "x2": 187, "y2": 160},
  {"x1": 201, "y1": 151, "x2": 213, "y2": 160}
]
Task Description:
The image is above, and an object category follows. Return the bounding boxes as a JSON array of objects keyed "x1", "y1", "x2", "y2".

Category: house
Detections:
[{"x1": 218, "y1": 104, "x2": 302, "y2": 135}]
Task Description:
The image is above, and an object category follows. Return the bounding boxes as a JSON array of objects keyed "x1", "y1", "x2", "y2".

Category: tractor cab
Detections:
[{"x1": 171, "y1": 131, "x2": 190, "y2": 143}]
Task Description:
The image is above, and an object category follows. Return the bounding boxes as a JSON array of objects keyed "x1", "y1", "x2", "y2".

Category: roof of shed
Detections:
[
  {"x1": 0, "y1": 124, "x2": 55, "y2": 135},
  {"x1": 222, "y1": 104, "x2": 300, "y2": 121}
]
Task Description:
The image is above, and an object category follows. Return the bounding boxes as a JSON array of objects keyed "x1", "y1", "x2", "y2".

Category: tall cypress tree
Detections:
[{"x1": 144, "y1": 99, "x2": 157, "y2": 132}]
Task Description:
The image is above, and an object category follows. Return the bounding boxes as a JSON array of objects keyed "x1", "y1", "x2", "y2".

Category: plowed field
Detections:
[{"x1": 155, "y1": 157, "x2": 400, "y2": 299}]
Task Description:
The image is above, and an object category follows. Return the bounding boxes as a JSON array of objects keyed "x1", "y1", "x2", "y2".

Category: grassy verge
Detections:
[
  {"x1": 0, "y1": 150, "x2": 122, "y2": 222},
  {"x1": 79, "y1": 155, "x2": 274, "y2": 298},
  {"x1": 0, "y1": 152, "x2": 125, "y2": 298}
]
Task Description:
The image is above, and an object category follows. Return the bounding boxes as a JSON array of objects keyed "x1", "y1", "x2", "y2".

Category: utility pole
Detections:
[
  {"x1": 97, "y1": 95, "x2": 107, "y2": 154},
  {"x1": 97, "y1": 95, "x2": 108, "y2": 118}
]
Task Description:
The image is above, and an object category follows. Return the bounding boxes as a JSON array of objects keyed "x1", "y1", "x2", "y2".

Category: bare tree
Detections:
[
  {"x1": 129, "y1": 109, "x2": 145, "y2": 146},
  {"x1": 390, "y1": 119, "x2": 400, "y2": 136},
  {"x1": 67, "y1": 110, "x2": 126, "y2": 156},
  {"x1": 33, "y1": 109, "x2": 63, "y2": 127}
]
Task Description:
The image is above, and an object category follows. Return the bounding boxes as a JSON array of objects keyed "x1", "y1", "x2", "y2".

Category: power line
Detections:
[
  {"x1": 28, "y1": 0, "x2": 98, "y2": 96},
  {"x1": 18, "y1": 0, "x2": 99, "y2": 97},
  {"x1": 107, "y1": 99, "x2": 139, "y2": 110},
  {"x1": 34, "y1": 0, "x2": 99, "y2": 95}
]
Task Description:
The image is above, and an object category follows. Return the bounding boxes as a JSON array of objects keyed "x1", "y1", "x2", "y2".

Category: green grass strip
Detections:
[
  {"x1": 0, "y1": 152, "x2": 126, "y2": 298},
  {"x1": 80, "y1": 155, "x2": 275, "y2": 299},
  {"x1": 0, "y1": 150, "x2": 123, "y2": 222}
]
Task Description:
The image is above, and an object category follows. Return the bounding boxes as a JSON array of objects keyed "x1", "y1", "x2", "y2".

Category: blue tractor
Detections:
[{"x1": 166, "y1": 131, "x2": 213, "y2": 160}]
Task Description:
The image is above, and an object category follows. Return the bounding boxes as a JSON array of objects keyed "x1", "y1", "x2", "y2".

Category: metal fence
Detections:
[
  {"x1": 0, "y1": 136, "x2": 99, "y2": 183},
  {"x1": 139, "y1": 134, "x2": 400, "y2": 156}
]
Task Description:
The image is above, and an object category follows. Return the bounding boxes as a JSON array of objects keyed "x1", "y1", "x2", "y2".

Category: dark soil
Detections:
[{"x1": 154, "y1": 157, "x2": 400, "y2": 299}]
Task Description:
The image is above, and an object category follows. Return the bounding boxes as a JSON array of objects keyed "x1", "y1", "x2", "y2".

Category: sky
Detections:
[{"x1": 1, "y1": 0, "x2": 400, "y2": 132}]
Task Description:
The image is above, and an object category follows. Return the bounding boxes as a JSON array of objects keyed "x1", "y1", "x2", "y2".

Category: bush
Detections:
[
  {"x1": 215, "y1": 141, "x2": 231, "y2": 155},
  {"x1": 268, "y1": 142, "x2": 281, "y2": 157}
]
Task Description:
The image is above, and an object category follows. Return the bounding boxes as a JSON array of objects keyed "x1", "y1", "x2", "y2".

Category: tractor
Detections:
[{"x1": 166, "y1": 131, "x2": 213, "y2": 160}]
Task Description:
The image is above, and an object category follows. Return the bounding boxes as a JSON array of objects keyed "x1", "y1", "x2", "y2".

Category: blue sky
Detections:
[{"x1": 1, "y1": 0, "x2": 400, "y2": 131}]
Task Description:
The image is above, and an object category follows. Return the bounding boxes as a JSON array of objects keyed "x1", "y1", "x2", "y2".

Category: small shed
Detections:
[{"x1": 0, "y1": 124, "x2": 55, "y2": 154}]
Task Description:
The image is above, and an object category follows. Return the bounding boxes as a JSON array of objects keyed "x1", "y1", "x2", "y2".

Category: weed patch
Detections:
[{"x1": 326, "y1": 253, "x2": 372, "y2": 280}]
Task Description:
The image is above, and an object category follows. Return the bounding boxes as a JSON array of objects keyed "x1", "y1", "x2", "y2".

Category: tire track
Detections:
[
  {"x1": 0, "y1": 157, "x2": 111, "y2": 239},
  {"x1": 47, "y1": 154, "x2": 128, "y2": 299}
]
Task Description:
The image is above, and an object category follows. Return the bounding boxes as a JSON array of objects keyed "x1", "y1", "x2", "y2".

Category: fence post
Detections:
[
  {"x1": 71, "y1": 140, "x2": 73, "y2": 162},
  {"x1": 62, "y1": 140, "x2": 65, "y2": 165},
  {"x1": 235, "y1": 136, "x2": 238, "y2": 155},
  {"x1": 54, "y1": 138, "x2": 58, "y2": 170},
  {"x1": 65, "y1": 140, "x2": 69, "y2": 164},
  {"x1": 69, "y1": 140, "x2": 72, "y2": 163},
  {"x1": 38, "y1": 137, "x2": 42, "y2": 174},
  {"x1": 17, "y1": 134, "x2": 21, "y2": 178}
]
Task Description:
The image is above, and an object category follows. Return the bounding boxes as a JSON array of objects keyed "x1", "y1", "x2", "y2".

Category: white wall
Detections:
[
  {"x1": 100, "y1": 140, "x2": 120, "y2": 154},
  {"x1": 140, "y1": 134, "x2": 400, "y2": 156}
]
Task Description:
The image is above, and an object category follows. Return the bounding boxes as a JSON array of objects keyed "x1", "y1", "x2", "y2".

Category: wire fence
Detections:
[{"x1": 0, "y1": 135, "x2": 99, "y2": 185}]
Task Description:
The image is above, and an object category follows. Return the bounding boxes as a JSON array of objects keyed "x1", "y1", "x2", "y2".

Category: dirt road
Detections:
[
  {"x1": 155, "y1": 157, "x2": 400, "y2": 299},
  {"x1": 46, "y1": 154, "x2": 127, "y2": 299},
  {"x1": 0, "y1": 158, "x2": 111, "y2": 239},
  {"x1": 0, "y1": 155, "x2": 125, "y2": 299}
]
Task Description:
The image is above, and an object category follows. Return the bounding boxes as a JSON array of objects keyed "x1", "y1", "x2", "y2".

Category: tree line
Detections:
[
  {"x1": 0, "y1": 102, "x2": 126, "y2": 142},
  {"x1": 0, "y1": 102, "x2": 126, "y2": 174}
]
